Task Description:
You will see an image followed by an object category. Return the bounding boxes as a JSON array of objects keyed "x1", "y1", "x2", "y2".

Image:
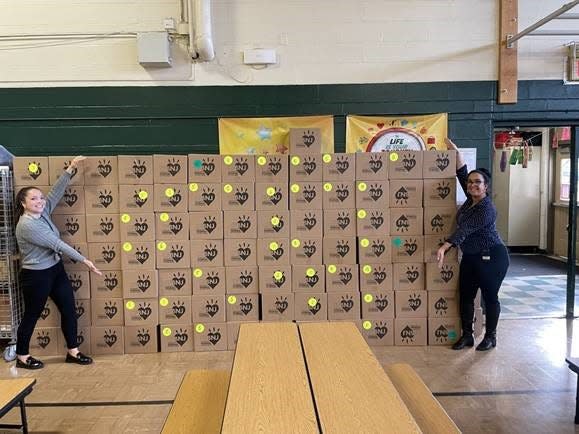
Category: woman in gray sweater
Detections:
[{"x1": 14, "y1": 156, "x2": 101, "y2": 369}]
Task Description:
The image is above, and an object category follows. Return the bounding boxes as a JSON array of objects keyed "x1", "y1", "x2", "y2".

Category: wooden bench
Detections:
[
  {"x1": 161, "y1": 370, "x2": 229, "y2": 434},
  {"x1": 0, "y1": 378, "x2": 36, "y2": 434},
  {"x1": 299, "y1": 321, "x2": 421, "y2": 433},
  {"x1": 386, "y1": 363, "x2": 461, "y2": 434},
  {"x1": 221, "y1": 322, "x2": 318, "y2": 434}
]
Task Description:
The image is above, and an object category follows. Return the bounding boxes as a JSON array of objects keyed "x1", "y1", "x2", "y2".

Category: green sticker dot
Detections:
[
  {"x1": 194, "y1": 159, "x2": 202, "y2": 169},
  {"x1": 393, "y1": 237, "x2": 402, "y2": 247}
]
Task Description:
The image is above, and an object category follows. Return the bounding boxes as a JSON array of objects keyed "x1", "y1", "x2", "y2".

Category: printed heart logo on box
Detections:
[
  {"x1": 63, "y1": 189, "x2": 78, "y2": 207},
  {"x1": 271, "y1": 244, "x2": 285, "y2": 260},
  {"x1": 63, "y1": 161, "x2": 77, "y2": 179},
  {"x1": 338, "y1": 268, "x2": 353, "y2": 285},
  {"x1": 401, "y1": 326, "x2": 416, "y2": 343},
  {"x1": 303, "y1": 185, "x2": 316, "y2": 203},
  {"x1": 369, "y1": 154, "x2": 383, "y2": 173},
  {"x1": 308, "y1": 298, "x2": 321, "y2": 315},
  {"x1": 440, "y1": 265, "x2": 454, "y2": 283},
  {"x1": 172, "y1": 273, "x2": 186, "y2": 290},
  {"x1": 269, "y1": 188, "x2": 283, "y2": 205},
  {"x1": 201, "y1": 187, "x2": 216, "y2": 205},
  {"x1": 375, "y1": 295, "x2": 389, "y2": 312},
  {"x1": 37, "y1": 331, "x2": 50, "y2": 349},
  {"x1": 336, "y1": 240, "x2": 350, "y2": 258},
  {"x1": 237, "y1": 215, "x2": 251, "y2": 233},
  {"x1": 237, "y1": 242, "x2": 252, "y2": 261},
  {"x1": 303, "y1": 240, "x2": 317, "y2": 258},
  {"x1": 204, "y1": 243, "x2": 218, "y2": 261},
  {"x1": 303, "y1": 213, "x2": 317, "y2": 230},
  {"x1": 272, "y1": 215, "x2": 284, "y2": 232},
  {"x1": 101, "y1": 245, "x2": 116, "y2": 263},
  {"x1": 104, "y1": 273, "x2": 119, "y2": 290},
  {"x1": 133, "y1": 190, "x2": 148, "y2": 207},
  {"x1": 275, "y1": 296, "x2": 289, "y2": 314},
  {"x1": 273, "y1": 272, "x2": 286, "y2": 288},
  {"x1": 97, "y1": 160, "x2": 112, "y2": 178},
  {"x1": 65, "y1": 218, "x2": 80, "y2": 235},
  {"x1": 172, "y1": 301, "x2": 186, "y2": 318},
  {"x1": 335, "y1": 184, "x2": 349, "y2": 202},
  {"x1": 435, "y1": 325, "x2": 449, "y2": 343},
  {"x1": 337, "y1": 212, "x2": 350, "y2": 230},
  {"x1": 373, "y1": 267, "x2": 387, "y2": 284},
  {"x1": 207, "y1": 327, "x2": 222, "y2": 345},
  {"x1": 404, "y1": 239, "x2": 418, "y2": 256},
  {"x1": 104, "y1": 302, "x2": 118, "y2": 319},
  {"x1": 239, "y1": 270, "x2": 254, "y2": 288},
  {"x1": 408, "y1": 293, "x2": 422, "y2": 311},
  {"x1": 132, "y1": 159, "x2": 147, "y2": 178},
  {"x1": 135, "y1": 247, "x2": 150, "y2": 264},
  {"x1": 69, "y1": 274, "x2": 82, "y2": 291},
  {"x1": 435, "y1": 297, "x2": 449, "y2": 315},
  {"x1": 104, "y1": 329, "x2": 118, "y2": 347},
  {"x1": 170, "y1": 246, "x2": 185, "y2": 262},
  {"x1": 234, "y1": 188, "x2": 249, "y2": 205},
  {"x1": 435, "y1": 153, "x2": 450, "y2": 172},
  {"x1": 305, "y1": 273, "x2": 319, "y2": 288},
  {"x1": 302, "y1": 130, "x2": 316, "y2": 147},
  {"x1": 206, "y1": 272, "x2": 220, "y2": 289},
  {"x1": 175, "y1": 329, "x2": 189, "y2": 346},
  {"x1": 137, "y1": 275, "x2": 151, "y2": 292},
  {"x1": 239, "y1": 297, "x2": 253, "y2": 315},
  {"x1": 234, "y1": 157, "x2": 249, "y2": 176},
  {"x1": 430, "y1": 214, "x2": 445, "y2": 232},
  {"x1": 303, "y1": 156, "x2": 317, "y2": 175},
  {"x1": 170, "y1": 217, "x2": 185, "y2": 235},
  {"x1": 134, "y1": 218, "x2": 149, "y2": 235},
  {"x1": 98, "y1": 190, "x2": 113, "y2": 208},
  {"x1": 405, "y1": 266, "x2": 420, "y2": 283},
  {"x1": 368, "y1": 184, "x2": 383, "y2": 202},
  {"x1": 138, "y1": 303, "x2": 152, "y2": 320},
  {"x1": 436, "y1": 181, "x2": 451, "y2": 199},
  {"x1": 370, "y1": 212, "x2": 384, "y2": 229},
  {"x1": 205, "y1": 299, "x2": 219, "y2": 317},
  {"x1": 202, "y1": 158, "x2": 215, "y2": 176},
  {"x1": 166, "y1": 158, "x2": 181, "y2": 176},
  {"x1": 28, "y1": 161, "x2": 42, "y2": 180},
  {"x1": 401, "y1": 154, "x2": 417, "y2": 172},
  {"x1": 75, "y1": 303, "x2": 85, "y2": 319},
  {"x1": 375, "y1": 322, "x2": 388, "y2": 339},
  {"x1": 395, "y1": 215, "x2": 410, "y2": 232},
  {"x1": 268, "y1": 157, "x2": 282, "y2": 175},
  {"x1": 168, "y1": 190, "x2": 182, "y2": 207},
  {"x1": 335, "y1": 156, "x2": 350, "y2": 174},
  {"x1": 340, "y1": 295, "x2": 354, "y2": 312},
  {"x1": 371, "y1": 240, "x2": 386, "y2": 257},
  {"x1": 395, "y1": 187, "x2": 409, "y2": 205},
  {"x1": 137, "y1": 329, "x2": 151, "y2": 346},
  {"x1": 100, "y1": 218, "x2": 114, "y2": 235}
]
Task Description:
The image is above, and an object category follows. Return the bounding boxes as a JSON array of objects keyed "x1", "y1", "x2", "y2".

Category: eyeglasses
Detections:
[{"x1": 467, "y1": 179, "x2": 485, "y2": 185}]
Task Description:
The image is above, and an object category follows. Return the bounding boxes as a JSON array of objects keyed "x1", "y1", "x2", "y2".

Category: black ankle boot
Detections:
[
  {"x1": 476, "y1": 334, "x2": 497, "y2": 351},
  {"x1": 452, "y1": 334, "x2": 474, "y2": 350}
]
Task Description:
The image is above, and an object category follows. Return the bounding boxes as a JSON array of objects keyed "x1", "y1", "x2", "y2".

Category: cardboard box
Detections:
[
  {"x1": 221, "y1": 155, "x2": 256, "y2": 182},
  {"x1": 355, "y1": 180, "x2": 389, "y2": 209},
  {"x1": 119, "y1": 213, "x2": 155, "y2": 241},
  {"x1": 356, "y1": 208, "x2": 389, "y2": 237},
  {"x1": 393, "y1": 263, "x2": 425, "y2": 291},
  {"x1": 223, "y1": 210, "x2": 258, "y2": 239},
  {"x1": 124, "y1": 298, "x2": 158, "y2": 326},
  {"x1": 423, "y1": 150, "x2": 456, "y2": 179},
  {"x1": 192, "y1": 266, "x2": 226, "y2": 294},
  {"x1": 91, "y1": 326, "x2": 124, "y2": 355},
  {"x1": 391, "y1": 236, "x2": 424, "y2": 263},
  {"x1": 188, "y1": 154, "x2": 222, "y2": 182},
  {"x1": 29, "y1": 327, "x2": 59, "y2": 356},
  {"x1": 119, "y1": 241, "x2": 155, "y2": 270},
  {"x1": 61, "y1": 242, "x2": 88, "y2": 270},
  {"x1": 327, "y1": 290, "x2": 360, "y2": 320},
  {"x1": 90, "y1": 270, "x2": 122, "y2": 298},
  {"x1": 53, "y1": 186, "x2": 85, "y2": 215},
  {"x1": 290, "y1": 237, "x2": 323, "y2": 265},
  {"x1": 292, "y1": 265, "x2": 325, "y2": 293},
  {"x1": 289, "y1": 128, "x2": 322, "y2": 154},
  {"x1": 226, "y1": 293, "x2": 259, "y2": 321},
  {"x1": 13, "y1": 157, "x2": 49, "y2": 186},
  {"x1": 226, "y1": 321, "x2": 259, "y2": 350},
  {"x1": 388, "y1": 151, "x2": 423, "y2": 180},
  {"x1": 322, "y1": 181, "x2": 356, "y2": 210},
  {"x1": 426, "y1": 262, "x2": 459, "y2": 291},
  {"x1": 221, "y1": 182, "x2": 255, "y2": 211},
  {"x1": 258, "y1": 265, "x2": 292, "y2": 293},
  {"x1": 154, "y1": 184, "x2": 188, "y2": 213},
  {"x1": 225, "y1": 266, "x2": 259, "y2": 294},
  {"x1": 255, "y1": 182, "x2": 288, "y2": 211},
  {"x1": 85, "y1": 214, "x2": 120, "y2": 243},
  {"x1": 390, "y1": 208, "x2": 424, "y2": 236},
  {"x1": 191, "y1": 295, "x2": 226, "y2": 323},
  {"x1": 360, "y1": 290, "x2": 395, "y2": 319},
  {"x1": 153, "y1": 155, "x2": 188, "y2": 184},
  {"x1": 323, "y1": 209, "x2": 356, "y2": 237},
  {"x1": 117, "y1": 156, "x2": 154, "y2": 185},
  {"x1": 160, "y1": 324, "x2": 194, "y2": 352},
  {"x1": 52, "y1": 214, "x2": 87, "y2": 243},
  {"x1": 257, "y1": 210, "x2": 290, "y2": 238},
  {"x1": 424, "y1": 235, "x2": 458, "y2": 263},
  {"x1": 322, "y1": 237, "x2": 356, "y2": 265},
  {"x1": 188, "y1": 182, "x2": 222, "y2": 211},
  {"x1": 322, "y1": 153, "x2": 356, "y2": 181},
  {"x1": 49, "y1": 156, "x2": 84, "y2": 185},
  {"x1": 359, "y1": 264, "x2": 393, "y2": 292},
  {"x1": 158, "y1": 295, "x2": 192, "y2": 325},
  {"x1": 84, "y1": 185, "x2": 119, "y2": 214},
  {"x1": 190, "y1": 240, "x2": 224, "y2": 267},
  {"x1": 256, "y1": 238, "x2": 290, "y2": 266},
  {"x1": 58, "y1": 326, "x2": 90, "y2": 355},
  {"x1": 187, "y1": 211, "x2": 221, "y2": 240},
  {"x1": 290, "y1": 209, "x2": 323, "y2": 238},
  {"x1": 124, "y1": 326, "x2": 158, "y2": 354},
  {"x1": 325, "y1": 264, "x2": 359, "y2": 293},
  {"x1": 121, "y1": 269, "x2": 158, "y2": 299},
  {"x1": 75, "y1": 298, "x2": 91, "y2": 327},
  {"x1": 289, "y1": 154, "x2": 323, "y2": 182},
  {"x1": 423, "y1": 178, "x2": 457, "y2": 206},
  {"x1": 84, "y1": 157, "x2": 119, "y2": 185},
  {"x1": 118, "y1": 185, "x2": 154, "y2": 213},
  {"x1": 36, "y1": 299, "x2": 60, "y2": 327},
  {"x1": 428, "y1": 290, "x2": 460, "y2": 318},
  {"x1": 357, "y1": 319, "x2": 394, "y2": 346},
  {"x1": 156, "y1": 240, "x2": 191, "y2": 269},
  {"x1": 261, "y1": 293, "x2": 294, "y2": 321},
  {"x1": 66, "y1": 270, "x2": 90, "y2": 299},
  {"x1": 224, "y1": 239, "x2": 257, "y2": 266},
  {"x1": 289, "y1": 182, "x2": 322, "y2": 210},
  {"x1": 356, "y1": 152, "x2": 389, "y2": 181},
  {"x1": 358, "y1": 236, "x2": 392, "y2": 264},
  {"x1": 158, "y1": 269, "x2": 192, "y2": 296},
  {"x1": 255, "y1": 155, "x2": 289, "y2": 182},
  {"x1": 294, "y1": 292, "x2": 327, "y2": 321},
  {"x1": 424, "y1": 207, "x2": 456, "y2": 235},
  {"x1": 193, "y1": 322, "x2": 228, "y2": 351},
  {"x1": 395, "y1": 290, "x2": 428, "y2": 318},
  {"x1": 428, "y1": 317, "x2": 461, "y2": 346},
  {"x1": 91, "y1": 298, "x2": 124, "y2": 326},
  {"x1": 394, "y1": 318, "x2": 427, "y2": 346}
]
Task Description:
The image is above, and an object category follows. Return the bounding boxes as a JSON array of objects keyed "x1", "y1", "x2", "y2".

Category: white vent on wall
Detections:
[{"x1": 137, "y1": 32, "x2": 172, "y2": 67}]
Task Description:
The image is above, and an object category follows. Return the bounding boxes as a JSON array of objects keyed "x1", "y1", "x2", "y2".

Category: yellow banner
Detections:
[
  {"x1": 218, "y1": 115, "x2": 334, "y2": 154},
  {"x1": 346, "y1": 113, "x2": 448, "y2": 153}
]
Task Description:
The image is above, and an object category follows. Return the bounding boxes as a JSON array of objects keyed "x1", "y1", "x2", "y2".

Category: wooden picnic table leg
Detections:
[{"x1": 20, "y1": 398, "x2": 28, "y2": 434}]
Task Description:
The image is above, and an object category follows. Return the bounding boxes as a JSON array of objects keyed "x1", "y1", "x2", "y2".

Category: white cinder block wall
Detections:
[{"x1": 0, "y1": 0, "x2": 572, "y2": 87}]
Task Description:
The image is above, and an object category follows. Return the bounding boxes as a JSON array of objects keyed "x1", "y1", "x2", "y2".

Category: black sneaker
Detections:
[
  {"x1": 16, "y1": 356, "x2": 44, "y2": 370},
  {"x1": 65, "y1": 352, "x2": 93, "y2": 365}
]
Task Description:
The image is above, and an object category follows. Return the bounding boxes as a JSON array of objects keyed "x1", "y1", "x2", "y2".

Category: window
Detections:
[{"x1": 560, "y1": 157, "x2": 579, "y2": 201}]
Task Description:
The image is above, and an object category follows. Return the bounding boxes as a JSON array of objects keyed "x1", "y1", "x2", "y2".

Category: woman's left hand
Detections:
[
  {"x1": 66, "y1": 156, "x2": 86, "y2": 173},
  {"x1": 436, "y1": 246, "x2": 446, "y2": 268}
]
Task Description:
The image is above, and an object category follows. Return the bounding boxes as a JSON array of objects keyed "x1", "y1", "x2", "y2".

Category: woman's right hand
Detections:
[
  {"x1": 83, "y1": 259, "x2": 102, "y2": 275},
  {"x1": 444, "y1": 138, "x2": 458, "y2": 151},
  {"x1": 66, "y1": 156, "x2": 86, "y2": 174}
]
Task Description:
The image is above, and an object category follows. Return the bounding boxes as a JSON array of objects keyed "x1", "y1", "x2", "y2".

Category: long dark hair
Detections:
[{"x1": 15, "y1": 186, "x2": 40, "y2": 223}]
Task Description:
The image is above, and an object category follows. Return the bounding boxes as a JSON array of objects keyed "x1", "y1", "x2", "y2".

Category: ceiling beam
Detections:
[{"x1": 499, "y1": 0, "x2": 518, "y2": 104}]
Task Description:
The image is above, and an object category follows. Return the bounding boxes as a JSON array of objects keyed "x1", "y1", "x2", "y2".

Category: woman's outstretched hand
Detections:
[
  {"x1": 83, "y1": 259, "x2": 102, "y2": 275},
  {"x1": 66, "y1": 156, "x2": 86, "y2": 174}
]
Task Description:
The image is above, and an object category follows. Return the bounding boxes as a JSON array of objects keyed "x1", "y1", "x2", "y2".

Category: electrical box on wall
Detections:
[
  {"x1": 243, "y1": 49, "x2": 277, "y2": 65},
  {"x1": 137, "y1": 32, "x2": 172, "y2": 67}
]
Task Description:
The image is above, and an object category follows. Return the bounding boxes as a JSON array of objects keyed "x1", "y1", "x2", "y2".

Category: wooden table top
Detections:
[{"x1": 0, "y1": 378, "x2": 36, "y2": 410}]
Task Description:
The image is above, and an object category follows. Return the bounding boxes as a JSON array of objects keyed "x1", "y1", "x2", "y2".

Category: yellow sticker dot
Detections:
[
  {"x1": 122, "y1": 242, "x2": 133, "y2": 252},
  {"x1": 291, "y1": 156, "x2": 300, "y2": 166},
  {"x1": 160, "y1": 213, "x2": 169, "y2": 222},
  {"x1": 322, "y1": 154, "x2": 332, "y2": 163},
  {"x1": 126, "y1": 301, "x2": 135, "y2": 310},
  {"x1": 327, "y1": 265, "x2": 336, "y2": 274},
  {"x1": 291, "y1": 184, "x2": 300, "y2": 194},
  {"x1": 193, "y1": 268, "x2": 203, "y2": 278},
  {"x1": 306, "y1": 268, "x2": 315, "y2": 277},
  {"x1": 266, "y1": 187, "x2": 276, "y2": 197},
  {"x1": 323, "y1": 183, "x2": 333, "y2": 192},
  {"x1": 159, "y1": 297, "x2": 169, "y2": 307},
  {"x1": 195, "y1": 324, "x2": 205, "y2": 333},
  {"x1": 363, "y1": 320, "x2": 372, "y2": 330},
  {"x1": 269, "y1": 242, "x2": 279, "y2": 251},
  {"x1": 308, "y1": 297, "x2": 318, "y2": 307},
  {"x1": 189, "y1": 183, "x2": 198, "y2": 192},
  {"x1": 360, "y1": 238, "x2": 370, "y2": 248},
  {"x1": 271, "y1": 216, "x2": 280, "y2": 226},
  {"x1": 28, "y1": 163, "x2": 38, "y2": 173},
  {"x1": 362, "y1": 265, "x2": 373, "y2": 274},
  {"x1": 164, "y1": 188, "x2": 175, "y2": 198},
  {"x1": 292, "y1": 239, "x2": 301, "y2": 248},
  {"x1": 138, "y1": 191, "x2": 148, "y2": 200},
  {"x1": 257, "y1": 156, "x2": 267, "y2": 166},
  {"x1": 224, "y1": 156, "x2": 233, "y2": 165},
  {"x1": 390, "y1": 152, "x2": 399, "y2": 162},
  {"x1": 357, "y1": 209, "x2": 367, "y2": 219},
  {"x1": 358, "y1": 182, "x2": 367, "y2": 192},
  {"x1": 228, "y1": 295, "x2": 237, "y2": 305},
  {"x1": 364, "y1": 294, "x2": 374, "y2": 303},
  {"x1": 163, "y1": 327, "x2": 172, "y2": 337},
  {"x1": 121, "y1": 214, "x2": 131, "y2": 223},
  {"x1": 224, "y1": 184, "x2": 233, "y2": 193},
  {"x1": 157, "y1": 241, "x2": 167, "y2": 251},
  {"x1": 273, "y1": 271, "x2": 283, "y2": 281}
]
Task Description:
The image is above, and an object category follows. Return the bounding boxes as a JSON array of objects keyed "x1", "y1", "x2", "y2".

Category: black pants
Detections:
[
  {"x1": 459, "y1": 244, "x2": 509, "y2": 337},
  {"x1": 16, "y1": 261, "x2": 78, "y2": 355}
]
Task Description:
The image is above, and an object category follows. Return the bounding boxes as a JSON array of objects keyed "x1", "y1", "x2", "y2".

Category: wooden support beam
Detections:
[{"x1": 499, "y1": 0, "x2": 518, "y2": 104}]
